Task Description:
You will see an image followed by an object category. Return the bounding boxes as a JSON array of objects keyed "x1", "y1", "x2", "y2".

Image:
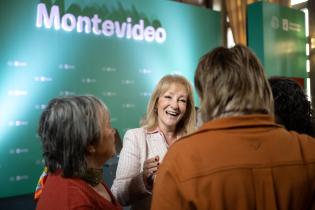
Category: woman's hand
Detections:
[{"x1": 142, "y1": 155, "x2": 160, "y2": 190}]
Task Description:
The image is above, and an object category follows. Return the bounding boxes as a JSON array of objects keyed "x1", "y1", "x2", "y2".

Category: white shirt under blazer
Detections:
[{"x1": 111, "y1": 127, "x2": 169, "y2": 210}]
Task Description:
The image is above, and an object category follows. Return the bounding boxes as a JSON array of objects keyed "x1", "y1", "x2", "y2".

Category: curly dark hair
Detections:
[{"x1": 269, "y1": 77, "x2": 315, "y2": 137}]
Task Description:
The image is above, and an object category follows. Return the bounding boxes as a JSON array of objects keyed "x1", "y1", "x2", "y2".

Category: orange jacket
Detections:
[{"x1": 152, "y1": 114, "x2": 315, "y2": 210}]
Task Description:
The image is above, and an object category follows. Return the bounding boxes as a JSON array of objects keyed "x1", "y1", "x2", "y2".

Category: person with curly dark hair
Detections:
[{"x1": 269, "y1": 77, "x2": 315, "y2": 137}]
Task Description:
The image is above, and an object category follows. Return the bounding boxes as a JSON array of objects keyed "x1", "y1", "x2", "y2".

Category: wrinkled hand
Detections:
[{"x1": 143, "y1": 155, "x2": 160, "y2": 190}]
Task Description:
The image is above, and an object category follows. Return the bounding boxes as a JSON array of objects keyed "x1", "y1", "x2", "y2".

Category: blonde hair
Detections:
[
  {"x1": 141, "y1": 74, "x2": 196, "y2": 135},
  {"x1": 194, "y1": 44, "x2": 274, "y2": 122}
]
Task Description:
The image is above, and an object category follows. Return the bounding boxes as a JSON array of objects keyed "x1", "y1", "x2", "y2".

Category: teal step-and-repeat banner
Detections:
[
  {"x1": 247, "y1": 1, "x2": 306, "y2": 79},
  {"x1": 0, "y1": 0, "x2": 221, "y2": 197}
]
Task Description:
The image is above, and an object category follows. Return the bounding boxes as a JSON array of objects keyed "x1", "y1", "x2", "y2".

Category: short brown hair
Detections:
[{"x1": 194, "y1": 44, "x2": 274, "y2": 122}]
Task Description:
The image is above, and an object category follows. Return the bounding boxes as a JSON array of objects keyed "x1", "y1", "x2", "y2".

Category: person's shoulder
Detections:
[
  {"x1": 45, "y1": 171, "x2": 67, "y2": 186},
  {"x1": 174, "y1": 128, "x2": 208, "y2": 146},
  {"x1": 123, "y1": 127, "x2": 147, "y2": 145},
  {"x1": 290, "y1": 131, "x2": 315, "y2": 160},
  {"x1": 167, "y1": 131, "x2": 201, "y2": 157},
  {"x1": 160, "y1": 132, "x2": 207, "y2": 181},
  {"x1": 300, "y1": 132, "x2": 315, "y2": 142},
  {"x1": 289, "y1": 130, "x2": 315, "y2": 143},
  {"x1": 67, "y1": 178, "x2": 104, "y2": 202},
  {"x1": 123, "y1": 127, "x2": 145, "y2": 138},
  {"x1": 134, "y1": 127, "x2": 146, "y2": 133}
]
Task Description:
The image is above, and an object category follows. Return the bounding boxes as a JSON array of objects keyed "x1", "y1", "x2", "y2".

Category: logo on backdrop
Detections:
[
  {"x1": 36, "y1": 3, "x2": 167, "y2": 44},
  {"x1": 271, "y1": 16, "x2": 279, "y2": 29},
  {"x1": 271, "y1": 16, "x2": 302, "y2": 32}
]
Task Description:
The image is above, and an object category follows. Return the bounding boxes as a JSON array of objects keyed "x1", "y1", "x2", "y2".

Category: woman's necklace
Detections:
[{"x1": 81, "y1": 168, "x2": 103, "y2": 187}]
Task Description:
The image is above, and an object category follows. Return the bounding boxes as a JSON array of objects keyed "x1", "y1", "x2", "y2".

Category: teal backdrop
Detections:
[
  {"x1": 0, "y1": 0, "x2": 221, "y2": 197},
  {"x1": 247, "y1": 1, "x2": 306, "y2": 79}
]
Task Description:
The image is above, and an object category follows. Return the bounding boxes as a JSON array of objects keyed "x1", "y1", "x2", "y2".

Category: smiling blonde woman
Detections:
[{"x1": 111, "y1": 74, "x2": 196, "y2": 210}]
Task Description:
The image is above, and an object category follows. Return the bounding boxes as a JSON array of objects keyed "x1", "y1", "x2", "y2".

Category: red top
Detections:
[{"x1": 36, "y1": 171, "x2": 122, "y2": 210}]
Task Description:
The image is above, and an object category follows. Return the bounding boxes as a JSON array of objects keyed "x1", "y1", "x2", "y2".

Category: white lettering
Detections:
[
  {"x1": 144, "y1": 26, "x2": 155, "y2": 42},
  {"x1": 36, "y1": 3, "x2": 60, "y2": 30},
  {"x1": 126, "y1": 17, "x2": 132, "y2": 39},
  {"x1": 155, "y1": 28, "x2": 167, "y2": 43},
  {"x1": 132, "y1": 20, "x2": 144, "y2": 41},
  {"x1": 61, "y1": 13, "x2": 76, "y2": 31},
  {"x1": 77, "y1": 16, "x2": 91, "y2": 33},
  {"x1": 36, "y1": 3, "x2": 167, "y2": 43},
  {"x1": 102, "y1": 20, "x2": 114, "y2": 36},
  {"x1": 115, "y1": 21, "x2": 126, "y2": 38},
  {"x1": 91, "y1": 14, "x2": 102, "y2": 35}
]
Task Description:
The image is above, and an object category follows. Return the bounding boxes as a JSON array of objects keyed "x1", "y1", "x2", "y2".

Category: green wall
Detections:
[
  {"x1": 0, "y1": 0, "x2": 221, "y2": 197},
  {"x1": 247, "y1": 1, "x2": 306, "y2": 78}
]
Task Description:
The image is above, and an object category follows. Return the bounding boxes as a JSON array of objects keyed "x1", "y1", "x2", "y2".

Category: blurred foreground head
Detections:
[
  {"x1": 38, "y1": 95, "x2": 115, "y2": 178},
  {"x1": 194, "y1": 44, "x2": 274, "y2": 122}
]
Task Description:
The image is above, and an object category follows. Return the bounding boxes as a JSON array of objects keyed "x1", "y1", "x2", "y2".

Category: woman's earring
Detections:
[{"x1": 88, "y1": 146, "x2": 96, "y2": 153}]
